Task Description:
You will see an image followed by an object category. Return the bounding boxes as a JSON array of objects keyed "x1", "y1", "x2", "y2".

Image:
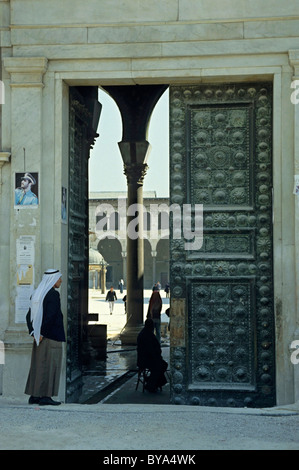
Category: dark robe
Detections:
[
  {"x1": 26, "y1": 287, "x2": 66, "y2": 342},
  {"x1": 137, "y1": 325, "x2": 167, "y2": 392},
  {"x1": 25, "y1": 288, "x2": 65, "y2": 398}
]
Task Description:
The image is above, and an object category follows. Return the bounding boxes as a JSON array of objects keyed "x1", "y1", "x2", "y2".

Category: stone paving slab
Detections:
[{"x1": 0, "y1": 396, "x2": 298, "y2": 450}]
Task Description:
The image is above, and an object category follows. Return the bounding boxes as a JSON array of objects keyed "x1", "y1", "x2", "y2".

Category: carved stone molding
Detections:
[
  {"x1": 0, "y1": 151, "x2": 11, "y2": 164},
  {"x1": 289, "y1": 50, "x2": 299, "y2": 79},
  {"x1": 0, "y1": 151, "x2": 11, "y2": 194},
  {"x1": 3, "y1": 57, "x2": 48, "y2": 87}
]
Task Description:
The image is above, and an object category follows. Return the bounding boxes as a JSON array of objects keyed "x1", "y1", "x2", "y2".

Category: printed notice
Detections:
[
  {"x1": 16, "y1": 236, "x2": 35, "y2": 264},
  {"x1": 15, "y1": 285, "x2": 34, "y2": 324},
  {"x1": 17, "y1": 264, "x2": 33, "y2": 285},
  {"x1": 15, "y1": 236, "x2": 35, "y2": 323}
]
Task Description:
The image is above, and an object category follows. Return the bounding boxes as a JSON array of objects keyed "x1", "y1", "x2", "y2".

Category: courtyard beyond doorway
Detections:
[{"x1": 79, "y1": 288, "x2": 170, "y2": 404}]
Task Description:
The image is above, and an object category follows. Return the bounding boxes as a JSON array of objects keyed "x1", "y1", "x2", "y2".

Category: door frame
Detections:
[{"x1": 55, "y1": 68, "x2": 289, "y2": 405}]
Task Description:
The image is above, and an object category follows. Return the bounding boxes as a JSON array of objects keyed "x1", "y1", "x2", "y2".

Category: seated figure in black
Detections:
[{"x1": 137, "y1": 318, "x2": 168, "y2": 393}]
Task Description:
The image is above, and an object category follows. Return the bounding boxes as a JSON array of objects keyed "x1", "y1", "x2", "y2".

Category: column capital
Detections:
[
  {"x1": 3, "y1": 56, "x2": 48, "y2": 87},
  {"x1": 118, "y1": 140, "x2": 151, "y2": 165},
  {"x1": 0, "y1": 151, "x2": 11, "y2": 165},
  {"x1": 119, "y1": 140, "x2": 151, "y2": 185},
  {"x1": 124, "y1": 162, "x2": 148, "y2": 186},
  {"x1": 289, "y1": 50, "x2": 299, "y2": 79}
]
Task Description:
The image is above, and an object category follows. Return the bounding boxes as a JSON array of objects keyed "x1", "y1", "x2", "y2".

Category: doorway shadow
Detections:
[{"x1": 80, "y1": 344, "x2": 170, "y2": 405}]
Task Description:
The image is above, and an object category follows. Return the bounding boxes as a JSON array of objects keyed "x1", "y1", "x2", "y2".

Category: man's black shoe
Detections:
[
  {"x1": 39, "y1": 397, "x2": 61, "y2": 406},
  {"x1": 28, "y1": 396, "x2": 40, "y2": 404}
]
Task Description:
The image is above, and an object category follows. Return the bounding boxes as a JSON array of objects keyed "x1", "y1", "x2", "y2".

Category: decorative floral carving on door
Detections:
[{"x1": 169, "y1": 83, "x2": 275, "y2": 407}]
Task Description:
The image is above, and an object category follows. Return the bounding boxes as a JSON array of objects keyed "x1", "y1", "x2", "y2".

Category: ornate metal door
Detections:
[
  {"x1": 169, "y1": 83, "x2": 275, "y2": 407},
  {"x1": 67, "y1": 87, "x2": 100, "y2": 402}
]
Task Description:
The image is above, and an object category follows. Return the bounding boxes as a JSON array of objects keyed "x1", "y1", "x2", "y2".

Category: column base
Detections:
[{"x1": 120, "y1": 324, "x2": 143, "y2": 346}]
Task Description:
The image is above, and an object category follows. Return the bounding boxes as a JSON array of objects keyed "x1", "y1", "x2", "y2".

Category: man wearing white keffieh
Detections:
[{"x1": 25, "y1": 269, "x2": 66, "y2": 406}]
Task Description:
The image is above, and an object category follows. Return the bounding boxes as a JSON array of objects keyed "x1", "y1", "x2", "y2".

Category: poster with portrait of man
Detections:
[{"x1": 14, "y1": 172, "x2": 39, "y2": 207}]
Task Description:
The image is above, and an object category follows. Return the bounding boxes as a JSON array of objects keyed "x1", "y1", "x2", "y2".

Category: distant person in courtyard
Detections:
[
  {"x1": 152, "y1": 281, "x2": 161, "y2": 291},
  {"x1": 15, "y1": 172, "x2": 38, "y2": 205},
  {"x1": 106, "y1": 286, "x2": 117, "y2": 314},
  {"x1": 147, "y1": 290, "x2": 163, "y2": 344},
  {"x1": 25, "y1": 269, "x2": 65, "y2": 406},
  {"x1": 164, "y1": 282, "x2": 170, "y2": 298},
  {"x1": 137, "y1": 319, "x2": 168, "y2": 393},
  {"x1": 118, "y1": 279, "x2": 124, "y2": 293}
]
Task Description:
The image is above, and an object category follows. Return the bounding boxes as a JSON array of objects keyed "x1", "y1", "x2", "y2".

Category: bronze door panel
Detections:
[{"x1": 169, "y1": 83, "x2": 275, "y2": 407}]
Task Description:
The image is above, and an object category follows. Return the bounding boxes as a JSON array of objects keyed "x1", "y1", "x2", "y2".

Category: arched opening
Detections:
[
  {"x1": 89, "y1": 89, "x2": 125, "y2": 193},
  {"x1": 97, "y1": 237, "x2": 123, "y2": 287},
  {"x1": 81, "y1": 86, "x2": 170, "y2": 404}
]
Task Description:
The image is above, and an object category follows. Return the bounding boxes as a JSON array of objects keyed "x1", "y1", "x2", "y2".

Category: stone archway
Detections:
[{"x1": 97, "y1": 237, "x2": 123, "y2": 288}]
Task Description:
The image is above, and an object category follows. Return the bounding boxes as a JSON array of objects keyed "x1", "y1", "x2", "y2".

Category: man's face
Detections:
[
  {"x1": 54, "y1": 277, "x2": 62, "y2": 288},
  {"x1": 21, "y1": 178, "x2": 30, "y2": 190}
]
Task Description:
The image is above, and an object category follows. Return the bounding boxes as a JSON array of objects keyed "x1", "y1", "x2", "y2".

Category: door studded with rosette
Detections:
[{"x1": 169, "y1": 83, "x2": 275, "y2": 407}]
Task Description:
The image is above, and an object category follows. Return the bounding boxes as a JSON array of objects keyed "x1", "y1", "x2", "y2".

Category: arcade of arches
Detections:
[{"x1": 89, "y1": 193, "x2": 170, "y2": 290}]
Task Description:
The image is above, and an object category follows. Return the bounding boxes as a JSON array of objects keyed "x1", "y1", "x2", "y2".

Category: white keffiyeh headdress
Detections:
[{"x1": 30, "y1": 269, "x2": 62, "y2": 345}]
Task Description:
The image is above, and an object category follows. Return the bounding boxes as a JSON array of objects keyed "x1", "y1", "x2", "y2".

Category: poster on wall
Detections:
[
  {"x1": 15, "y1": 235, "x2": 35, "y2": 324},
  {"x1": 14, "y1": 172, "x2": 39, "y2": 207}
]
